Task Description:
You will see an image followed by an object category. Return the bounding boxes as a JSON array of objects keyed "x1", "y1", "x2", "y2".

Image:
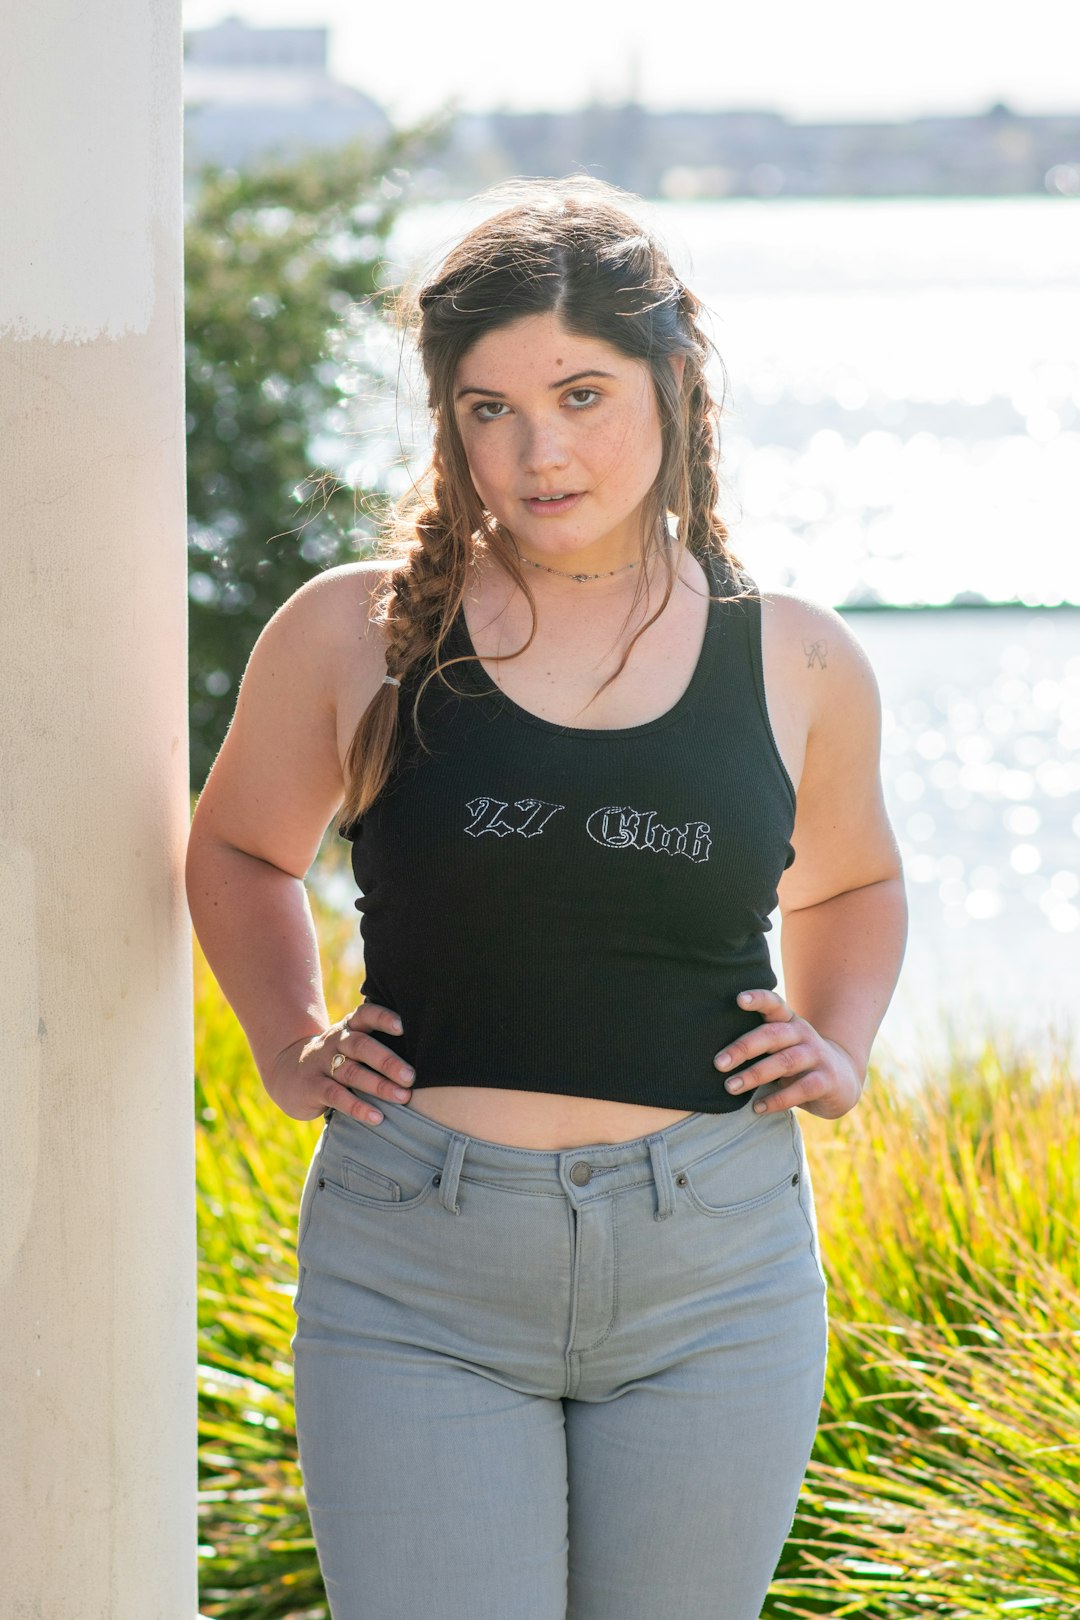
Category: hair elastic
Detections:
[{"x1": 382, "y1": 674, "x2": 401, "y2": 687}]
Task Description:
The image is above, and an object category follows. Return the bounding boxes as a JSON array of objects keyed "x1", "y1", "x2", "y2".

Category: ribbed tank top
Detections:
[{"x1": 342, "y1": 556, "x2": 797, "y2": 1113}]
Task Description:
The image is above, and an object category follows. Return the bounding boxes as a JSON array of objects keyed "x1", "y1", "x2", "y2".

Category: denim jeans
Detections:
[{"x1": 291, "y1": 1088, "x2": 828, "y2": 1619}]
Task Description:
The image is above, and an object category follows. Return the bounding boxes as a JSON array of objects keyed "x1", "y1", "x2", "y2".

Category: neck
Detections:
[
  {"x1": 472, "y1": 538, "x2": 683, "y2": 619},
  {"x1": 507, "y1": 527, "x2": 670, "y2": 586}
]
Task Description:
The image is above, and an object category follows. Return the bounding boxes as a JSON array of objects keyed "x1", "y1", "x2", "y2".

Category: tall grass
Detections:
[
  {"x1": 796, "y1": 1045, "x2": 1080, "y2": 1469},
  {"x1": 769, "y1": 1241, "x2": 1080, "y2": 1615},
  {"x1": 193, "y1": 894, "x2": 1080, "y2": 1619},
  {"x1": 763, "y1": 1043, "x2": 1080, "y2": 1617}
]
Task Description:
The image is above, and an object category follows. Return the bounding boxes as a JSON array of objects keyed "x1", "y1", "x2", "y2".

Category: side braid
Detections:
[
  {"x1": 683, "y1": 370, "x2": 730, "y2": 560},
  {"x1": 337, "y1": 439, "x2": 477, "y2": 832},
  {"x1": 673, "y1": 283, "x2": 749, "y2": 594}
]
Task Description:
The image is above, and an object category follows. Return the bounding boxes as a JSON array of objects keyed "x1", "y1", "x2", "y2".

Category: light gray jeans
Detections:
[{"x1": 291, "y1": 1087, "x2": 828, "y2": 1620}]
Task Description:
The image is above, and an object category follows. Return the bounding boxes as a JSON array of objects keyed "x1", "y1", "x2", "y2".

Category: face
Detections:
[{"x1": 451, "y1": 311, "x2": 669, "y2": 570}]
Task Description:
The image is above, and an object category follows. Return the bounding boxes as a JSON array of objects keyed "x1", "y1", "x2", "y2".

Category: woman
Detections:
[{"x1": 186, "y1": 177, "x2": 907, "y2": 1619}]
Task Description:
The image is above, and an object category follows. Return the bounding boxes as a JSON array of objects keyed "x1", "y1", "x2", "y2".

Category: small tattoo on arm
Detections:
[{"x1": 803, "y1": 638, "x2": 828, "y2": 669}]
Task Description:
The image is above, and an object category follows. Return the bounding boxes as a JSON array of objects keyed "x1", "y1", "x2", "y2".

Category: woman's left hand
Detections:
[{"x1": 714, "y1": 988, "x2": 864, "y2": 1120}]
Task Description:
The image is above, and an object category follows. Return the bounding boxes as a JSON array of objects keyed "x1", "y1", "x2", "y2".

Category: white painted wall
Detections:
[{"x1": 0, "y1": 3, "x2": 196, "y2": 1614}]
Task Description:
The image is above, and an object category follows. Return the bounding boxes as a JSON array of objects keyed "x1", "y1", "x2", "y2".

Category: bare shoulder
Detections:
[
  {"x1": 760, "y1": 589, "x2": 899, "y2": 909},
  {"x1": 266, "y1": 557, "x2": 392, "y2": 670},
  {"x1": 188, "y1": 559, "x2": 395, "y2": 879},
  {"x1": 759, "y1": 587, "x2": 878, "y2": 701},
  {"x1": 752, "y1": 587, "x2": 879, "y2": 797}
]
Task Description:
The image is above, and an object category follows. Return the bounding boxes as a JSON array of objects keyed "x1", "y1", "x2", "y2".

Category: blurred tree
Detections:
[{"x1": 184, "y1": 128, "x2": 441, "y2": 789}]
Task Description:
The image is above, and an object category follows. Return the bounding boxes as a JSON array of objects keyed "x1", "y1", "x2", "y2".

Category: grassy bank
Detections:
[{"x1": 193, "y1": 911, "x2": 1080, "y2": 1618}]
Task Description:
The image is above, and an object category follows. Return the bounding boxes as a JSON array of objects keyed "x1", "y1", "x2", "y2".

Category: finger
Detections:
[
  {"x1": 722, "y1": 1042, "x2": 816, "y2": 1095},
  {"x1": 347, "y1": 1001, "x2": 404, "y2": 1037},
  {"x1": 736, "y1": 988, "x2": 795, "y2": 1022},
  {"x1": 323, "y1": 1077, "x2": 386, "y2": 1126},
  {"x1": 330, "y1": 1054, "x2": 414, "y2": 1108},
  {"x1": 714, "y1": 1019, "x2": 803, "y2": 1074},
  {"x1": 339, "y1": 1027, "x2": 415, "y2": 1087},
  {"x1": 750, "y1": 1072, "x2": 829, "y2": 1115}
]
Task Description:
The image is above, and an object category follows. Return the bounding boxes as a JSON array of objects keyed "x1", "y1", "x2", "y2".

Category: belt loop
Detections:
[
  {"x1": 647, "y1": 1134, "x2": 677, "y2": 1221},
  {"x1": 438, "y1": 1133, "x2": 468, "y2": 1215}
]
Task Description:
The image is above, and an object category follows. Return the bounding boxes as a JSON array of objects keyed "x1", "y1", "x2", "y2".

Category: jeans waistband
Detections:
[{"x1": 332, "y1": 1086, "x2": 784, "y2": 1220}]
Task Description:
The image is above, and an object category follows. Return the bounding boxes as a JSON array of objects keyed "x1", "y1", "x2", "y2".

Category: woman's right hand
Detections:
[{"x1": 264, "y1": 1001, "x2": 415, "y2": 1125}]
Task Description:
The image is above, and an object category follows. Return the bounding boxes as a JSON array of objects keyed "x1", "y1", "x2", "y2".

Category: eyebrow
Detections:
[{"x1": 454, "y1": 369, "x2": 616, "y2": 402}]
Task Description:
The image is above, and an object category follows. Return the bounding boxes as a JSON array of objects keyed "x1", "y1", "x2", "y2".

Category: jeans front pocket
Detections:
[
  {"x1": 342, "y1": 1157, "x2": 404, "y2": 1202},
  {"x1": 679, "y1": 1107, "x2": 801, "y2": 1218},
  {"x1": 316, "y1": 1112, "x2": 441, "y2": 1213}
]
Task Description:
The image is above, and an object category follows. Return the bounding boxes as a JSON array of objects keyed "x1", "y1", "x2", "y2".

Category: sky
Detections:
[{"x1": 181, "y1": 0, "x2": 1080, "y2": 126}]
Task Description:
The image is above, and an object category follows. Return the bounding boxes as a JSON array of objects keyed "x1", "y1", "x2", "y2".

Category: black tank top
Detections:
[{"x1": 342, "y1": 556, "x2": 797, "y2": 1113}]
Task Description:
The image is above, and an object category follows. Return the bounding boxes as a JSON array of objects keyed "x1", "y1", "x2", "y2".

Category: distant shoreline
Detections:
[{"x1": 837, "y1": 599, "x2": 1080, "y2": 614}]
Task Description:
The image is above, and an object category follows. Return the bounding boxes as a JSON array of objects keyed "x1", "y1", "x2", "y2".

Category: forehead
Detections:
[{"x1": 455, "y1": 311, "x2": 632, "y2": 387}]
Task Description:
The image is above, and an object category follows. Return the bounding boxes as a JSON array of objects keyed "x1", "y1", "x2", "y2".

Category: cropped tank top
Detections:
[{"x1": 342, "y1": 556, "x2": 798, "y2": 1114}]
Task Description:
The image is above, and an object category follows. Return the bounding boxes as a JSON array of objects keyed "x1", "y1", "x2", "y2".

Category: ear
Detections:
[{"x1": 669, "y1": 352, "x2": 687, "y2": 391}]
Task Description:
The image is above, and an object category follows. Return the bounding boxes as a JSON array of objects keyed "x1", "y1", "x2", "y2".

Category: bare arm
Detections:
[
  {"x1": 714, "y1": 596, "x2": 907, "y2": 1118},
  {"x1": 778, "y1": 878, "x2": 907, "y2": 1083},
  {"x1": 773, "y1": 599, "x2": 906, "y2": 1079},
  {"x1": 186, "y1": 841, "x2": 332, "y2": 1081},
  {"x1": 185, "y1": 562, "x2": 415, "y2": 1121}
]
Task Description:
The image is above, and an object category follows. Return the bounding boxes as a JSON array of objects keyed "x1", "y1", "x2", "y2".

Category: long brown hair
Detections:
[{"x1": 338, "y1": 175, "x2": 752, "y2": 832}]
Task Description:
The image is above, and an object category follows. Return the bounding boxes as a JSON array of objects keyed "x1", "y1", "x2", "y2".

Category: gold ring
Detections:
[{"x1": 330, "y1": 1052, "x2": 346, "y2": 1075}]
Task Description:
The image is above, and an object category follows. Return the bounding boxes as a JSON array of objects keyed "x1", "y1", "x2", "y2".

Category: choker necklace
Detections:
[{"x1": 517, "y1": 552, "x2": 638, "y2": 584}]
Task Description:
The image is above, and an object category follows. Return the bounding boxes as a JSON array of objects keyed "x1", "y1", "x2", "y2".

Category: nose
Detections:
[{"x1": 520, "y1": 414, "x2": 570, "y2": 476}]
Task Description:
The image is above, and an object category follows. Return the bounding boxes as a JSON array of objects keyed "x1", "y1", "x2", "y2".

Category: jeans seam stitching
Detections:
[
  {"x1": 576, "y1": 1196, "x2": 621, "y2": 1354},
  {"x1": 788, "y1": 1112, "x2": 823, "y2": 1268}
]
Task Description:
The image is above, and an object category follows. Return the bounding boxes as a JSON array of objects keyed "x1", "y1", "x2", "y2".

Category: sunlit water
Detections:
[
  {"x1": 789, "y1": 605, "x2": 1080, "y2": 1072},
  {"x1": 322, "y1": 199, "x2": 1080, "y2": 1070}
]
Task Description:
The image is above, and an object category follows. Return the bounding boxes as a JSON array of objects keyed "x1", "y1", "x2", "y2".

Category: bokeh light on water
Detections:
[
  {"x1": 833, "y1": 608, "x2": 1080, "y2": 1072},
  {"x1": 669, "y1": 197, "x2": 1080, "y2": 610}
]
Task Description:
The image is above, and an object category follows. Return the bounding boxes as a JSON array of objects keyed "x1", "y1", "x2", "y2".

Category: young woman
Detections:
[{"x1": 186, "y1": 177, "x2": 907, "y2": 1619}]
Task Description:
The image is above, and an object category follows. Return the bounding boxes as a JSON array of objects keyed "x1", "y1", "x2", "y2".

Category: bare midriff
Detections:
[{"x1": 407, "y1": 1087, "x2": 696, "y2": 1150}]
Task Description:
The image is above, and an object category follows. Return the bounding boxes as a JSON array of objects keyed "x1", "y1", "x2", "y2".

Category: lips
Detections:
[{"x1": 524, "y1": 492, "x2": 583, "y2": 515}]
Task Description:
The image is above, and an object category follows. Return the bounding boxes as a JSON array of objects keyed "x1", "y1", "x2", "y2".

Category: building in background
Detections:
[
  {"x1": 182, "y1": 18, "x2": 1079, "y2": 201},
  {"x1": 184, "y1": 15, "x2": 389, "y2": 179},
  {"x1": 444, "y1": 102, "x2": 1080, "y2": 200}
]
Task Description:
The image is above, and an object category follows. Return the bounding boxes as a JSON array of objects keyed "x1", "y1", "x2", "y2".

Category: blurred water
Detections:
[
  {"x1": 785, "y1": 605, "x2": 1080, "y2": 1073},
  {"x1": 673, "y1": 197, "x2": 1080, "y2": 610},
  {"x1": 325, "y1": 198, "x2": 1080, "y2": 1069}
]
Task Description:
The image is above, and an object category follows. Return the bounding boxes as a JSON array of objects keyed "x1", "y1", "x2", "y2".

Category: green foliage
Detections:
[
  {"x1": 184, "y1": 128, "x2": 440, "y2": 789},
  {"x1": 195, "y1": 900, "x2": 356, "y2": 1618},
  {"x1": 194, "y1": 890, "x2": 1080, "y2": 1617},
  {"x1": 764, "y1": 1043, "x2": 1080, "y2": 1617},
  {"x1": 801, "y1": 1043, "x2": 1080, "y2": 1468},
  {"x1": 770, "y1": 1244, "x2": 1080, "y2": 1616}
]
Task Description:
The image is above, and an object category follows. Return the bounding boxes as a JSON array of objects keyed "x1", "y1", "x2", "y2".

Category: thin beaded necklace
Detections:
[
  {"x1": 514, "y1": 534, "x2": 670, "y2": 586},
  {"x1": 517, "y1": 552, "x2": 638, "y2": 584}
]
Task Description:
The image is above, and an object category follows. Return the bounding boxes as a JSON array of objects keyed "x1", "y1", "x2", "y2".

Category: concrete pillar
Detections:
[{"x1": 0, "y1": 3, "x2": 195, "y2": 1616}]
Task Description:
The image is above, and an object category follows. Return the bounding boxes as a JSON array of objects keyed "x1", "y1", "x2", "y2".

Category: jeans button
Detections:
[{"x1": 569, "y1": 1161, "x2": 593, "y2": 1186}]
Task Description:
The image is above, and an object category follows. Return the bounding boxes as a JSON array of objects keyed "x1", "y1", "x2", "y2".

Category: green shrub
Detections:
[
  {"x1": 765, "y1": 1041, "x2": 1080, "y2": 1616},
  {"x1": 769, "y1": 1233, "x2": 1080, "y2": 1616}
]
